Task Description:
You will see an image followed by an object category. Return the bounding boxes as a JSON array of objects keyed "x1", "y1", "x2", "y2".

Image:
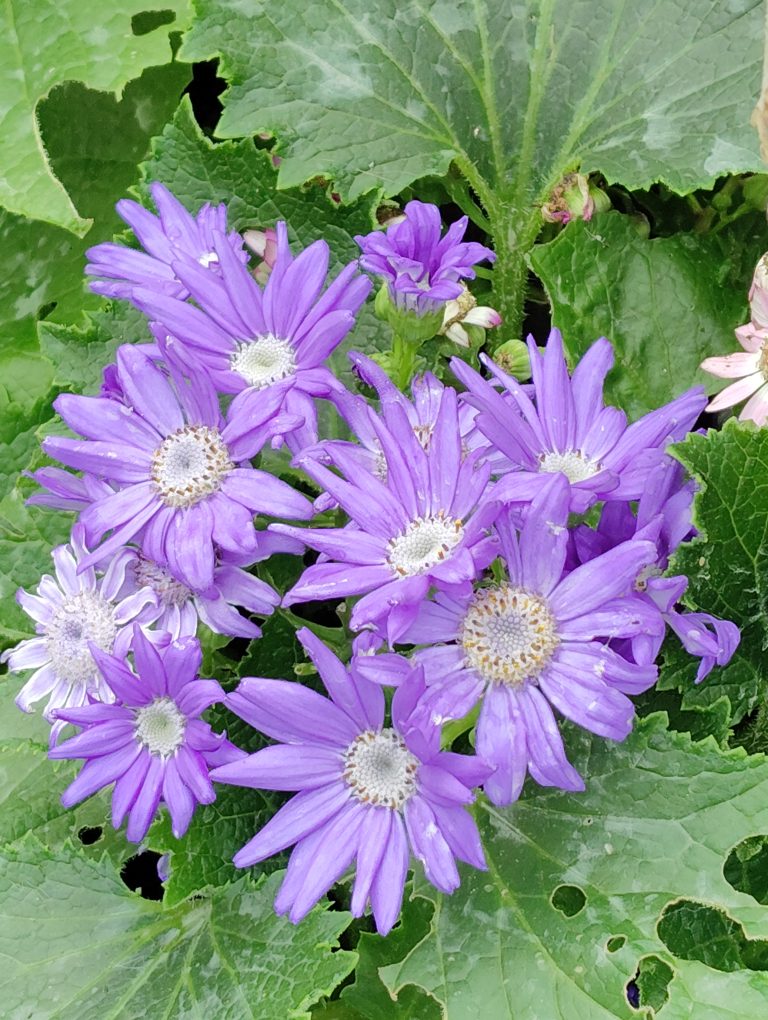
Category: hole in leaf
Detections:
[
  {"x1": 658, "y1": 899, "x2": 768, "y2": 972},
  {"x1": 606, "y1": 935, "x2": 626, "y2": 953},
  {"x1": 37, "y1": 300, "x2": 57, "y2": 320},
  {"x1": 77, "y1": 825, "x2": 102, "y2": 846},
  {"x1": 625, "y1": 978, "x2": 640, "y2": 1009},
  {"x1": 635, "y1": 954, "x2": 674, "y2": 1013},
  {"x1": 121, "y1": 850, "x2": 164, "y2": 901},
  {"x1": 550, "y1": 884, "x2": 586, "y2": 917},
  {"x1": 724, "y1": 834, "x2": 768, "y2": 905},
  {"x1": 131, "y1": 9, "x2": 175, "y2": 35}
]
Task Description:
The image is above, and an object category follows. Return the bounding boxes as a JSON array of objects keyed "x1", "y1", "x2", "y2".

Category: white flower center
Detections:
[
  {"x1": 461, "y1": 584, "x2": 560, "y2": 686},
  {"x1": 133, "y1": 556, "x2": 192, "y2": 606},
  {"x1": 343, "y1": 729, "x2": 418, "y2": 809},
  {"x1": 387, "y1": 512, "x2": 464, "y2": 577},
  {"x1": 230, "y1": 333, "x2": 296, "y2": 389},
  {"x1": 151, "y1": 425, "x2": 233, "y2": 509},
  {"x1": 45, "y1": 591, "x2": 116, "y2": 687},
  {"x1": 539, "y1": 449, "x2": 599, "y2": 483},
  {"x1": 134, "y1": 697, "x2": 186, "y2": 757}
]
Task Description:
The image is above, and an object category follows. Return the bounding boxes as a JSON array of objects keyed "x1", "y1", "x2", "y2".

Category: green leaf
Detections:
[
  {"x1": 0, "y1": 350, "x2": 56, "y2": 500},
  {"x1": 38, "y1": 302, "x2": 153, "y2": 394},
  {"x1": 182, "y1": 0, "x2": 762, "y2": 200},
  {"x1": 665, "y1": 422, "x2": 768, "y2": 728},
  {"x1": 380, "y1": 716, "x2": 768, "y2": 1018},
  {"x1": 530, "y1": 210, "x2": 765, "y2": 419},
  {"x1": 0, "y1": 842, "x2": 356, "y2": 1019},
  {"x1": 0, "y1": 739, "x2": 130, "y2": 864},
  {"x1": 0, "y1": 60, "x2": 191, "y2": 352},
  {"x1": 181, "y1": 0, "x2": 764, "y2": 331},
  {"x1": 0, "y1": 0, "x2": 189, "y2": 233}
]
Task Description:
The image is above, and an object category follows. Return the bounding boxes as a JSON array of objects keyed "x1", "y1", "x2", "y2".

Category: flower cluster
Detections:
[{"x1": 4, "y1": 188, "x2": 738, "y2": 936}]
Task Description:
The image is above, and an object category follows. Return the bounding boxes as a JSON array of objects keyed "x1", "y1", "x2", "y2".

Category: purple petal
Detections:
[
  {"x1": 227, "y1": 677, "x2": 359, "y2": 748},
  {"x1": 212, "y1": 744, "x2": 342, "y2": 791}
]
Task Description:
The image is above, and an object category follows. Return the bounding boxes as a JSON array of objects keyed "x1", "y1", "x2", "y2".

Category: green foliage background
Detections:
[{"x1": 3, "y1": 2, "x2": 768, "y2": 1016}]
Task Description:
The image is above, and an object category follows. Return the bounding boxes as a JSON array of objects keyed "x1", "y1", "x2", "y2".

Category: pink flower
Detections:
[
  {"x1": 701, "y1": 321, "x2": 768, "y2": 425},
  {"x1": 748, "y1": 255, "x2": 768, "y2": 328}
]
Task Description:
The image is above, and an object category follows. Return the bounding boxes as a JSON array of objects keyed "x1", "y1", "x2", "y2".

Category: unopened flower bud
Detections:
[
  {"x1": 493, "y1": 338, "x2": 531, "y2": 379},
  {"x1": 243, "y1": 227, "x2": 278, "y2": 285},
  {"x1": 440, "y1": 285, "x2": 502, "y2": 347},
  {"x1": 374, "y1": 284, "x2": 444, "y2": 343}
]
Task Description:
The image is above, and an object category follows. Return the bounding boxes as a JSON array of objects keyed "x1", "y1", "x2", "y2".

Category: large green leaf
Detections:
[
  {"x1": 530, "y1": 210, "x2": 765, "y2": 419},
  {"x1": 660, "y1": 422, "x2": 768, "y2": 729},
  {"x1": 380, "y1": 716, "x2": 768, "y2": 1018},
  {"x1": 0, "y1": 841, "x2": 356, "y2": 1019},
  {"x1": 181, "y1": 0, "x2": 763, "y2": 330},
  {"x1": 0, "y1": 0, "x2": 189, "y2": 233}
]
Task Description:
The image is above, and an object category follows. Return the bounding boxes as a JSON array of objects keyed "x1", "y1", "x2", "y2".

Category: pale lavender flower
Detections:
[
  {"x1": 130, "y1": 222, "x2": 371, "y2": 451},
  {"x1": 85, "y1": 182, "x2": 246, "y2": 301},
  {"x1": 453, "y1": 329, "x2": 706, "y2": 512},
  {"x1": 42, "y1": 344, "x2": 313, "y2": 592},
  {"x1": 50, "y1": 629, "x2": 240, "y2": 842},
  {"x1": 272, "y1": 381, "x2": 500, "y2": 643},
  {"x1": 1, "y1": 525, "x2": 159, "y2": 743},
  {"x1": 395, "y1": 475, "x2": 660, "y2": 805},
  {"x1": 129, "y1": 546, "x2": 289, "y2": 641},
  {"x1": 211, "y1": 628, "x2": 490, "y2": 935},
  {"x1": 355, "y1": 201, "x2": 494, "y2": 316}
]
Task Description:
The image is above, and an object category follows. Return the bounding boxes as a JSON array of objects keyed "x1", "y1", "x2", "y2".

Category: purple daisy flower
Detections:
[
  {"x1": 395, "y1": 474, "x2": 661, "y2": 804},
  {"x1": 1, "y1": 525, "x2": 159, "y2": 743},
  {"x1": 354, "y1": 201, "x2": 495, "y2": 316},
  {"x1": 310, "y1": 352, "x2": 493, "y2": 511},
  {"x1": 211, "y1": 628, "x2": 490, "y2": 935},
  {"x1": 272, "y1": 382, "x2": 500, "y2": 643},
  {"x1": 49, "y1": 628, "x2": 239, "y2": 842},
  {"x1": 130, "y1": 222, "x2": 372, "y2": 451},
  {"x1": 452, "y1": 329, "x2": 706, "y2": 512},
  {"x1": 573, "y1": 454, "x2": 740, "y2": 682},
  {"x1": 85, "y1": 182, "x2": 246, "y2": 301},
  {"x1": 42, "y1": 344, "x2": 313, "y2": 592}
]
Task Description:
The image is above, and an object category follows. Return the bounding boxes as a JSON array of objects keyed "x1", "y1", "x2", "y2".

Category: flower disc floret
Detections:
[
  {"x1": 135, "y1": 697, "x2": 186, "y2": 757},
  {"x1": 539, "y1": 450, "x2": 600, "y2": 484},
  {"x1": 46, "y1": 591, "x2": 117, "y2": 686},
  {"x1": 343, "y1": 728, "x2": 418, "y2": 808},
  {"x1": 388, "y1": 513, "x2": 464, "y2": 577},
  {"x1": 151, "y1": 424, "x2": 233, "y2": 509},
  {"x1": 461, "y1": 585, "x2": 559, "y2": 687},
  {"x1": 230, "y1": 334, "x2": 297, "y2": 389}
]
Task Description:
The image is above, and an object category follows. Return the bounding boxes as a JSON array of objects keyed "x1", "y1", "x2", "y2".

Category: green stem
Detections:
[
  {"x1": 391, "y1": 333, "x2": 422, "y2": 390},
  {"x1": 485, "y1": 201, "x2": 544, "y2": 345}
]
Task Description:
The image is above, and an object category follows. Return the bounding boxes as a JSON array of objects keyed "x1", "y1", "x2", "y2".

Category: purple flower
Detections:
[
  {"x1": 311, "y1": 352, "x2": 495, "y2": 510},
  {"x1": 25, "y1": 468, "x2": 115, "y2": 513},
  {"x1": 85, "y1": 182, "x2": 246, "y2": 301},
  {"x1": 272, "y1": 381, "x2": 500, "y2": 643},
  {"x1": 42, "y1": 344, "x2": 313, "y2": 592},
  {"x1": 211, "y1": 628, "x2": 490, "y2": 935},
  {"x1": 1, "y1": 525, "x2": 159, "y2": 743},
  {"x1": 573, "y1": 454, "x2": 740, "y2": 682},
  {"x1": 130, "y1": 222, "x2": 371, "y2": 451},
  {"x1": 395, "y1": 474, "x2": 661, "y2": 805},
  {"x1": 49, "y1": 628, "x2": 239, "y2": 842},
  {"x1": 452, "y1": 329, "x2": 706, "y2": 512},
  {"x1": 355, "y1": 201, "x2": 495, "y2": 316}
]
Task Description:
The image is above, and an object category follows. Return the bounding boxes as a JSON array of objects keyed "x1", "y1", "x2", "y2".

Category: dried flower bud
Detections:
[
  {"x1": 748, "y1": 253, "x2": 768, "y2": 328},
  {"x1": 542, "y1": 173, "x2": 609, "y2": 225}
]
